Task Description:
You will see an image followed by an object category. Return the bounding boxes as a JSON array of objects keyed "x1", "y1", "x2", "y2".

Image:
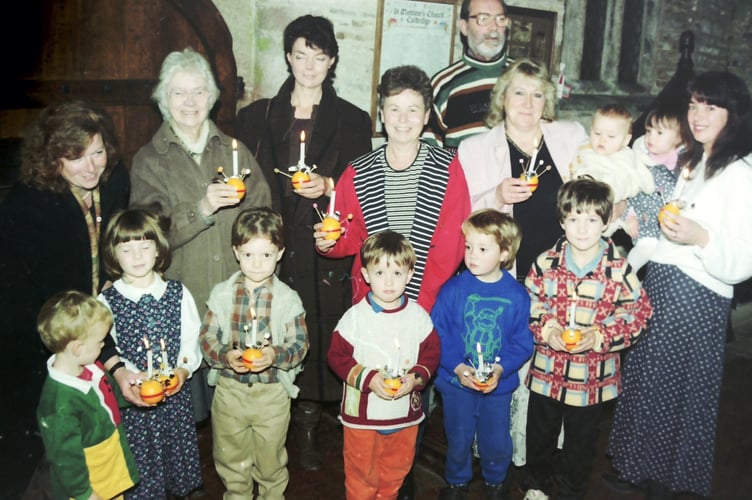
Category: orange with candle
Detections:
[
  {"x1": 140, "y1": 379, "x2": 166, "y2": 404},
  {"x1": 159, "y1": 373, "x2": 180, "y2": 392},
  {"x1": 562, "y1": 289, "x2": 582, "y2": 350},
  {"x1": 562, "y1": 328, "x2": 583, "y2": 350},
  {"x1": 291, "y1": 170, "x2": 311, "y2": 189},
  {"x1": 241, "y1": 347, "x2": 263, "y2": 369},
  {"x1": 658, "y1": 200, "x2": 682, "y2": 224},
  {"x1": 385, "y1": 376, "x2": 402, "y2": 394},
  {"x1": 520, "y1": 172, "x2": 540, "y2": 192}
]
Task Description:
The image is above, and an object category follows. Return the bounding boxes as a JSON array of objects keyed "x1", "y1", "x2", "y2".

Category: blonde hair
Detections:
[
  {"x1": 486, "y1": 59, "x2": 556, "y2": 128},
  {"x1": 462, "y1": 209, "x2": 522, "y2": 270},
  {"x1": 37, "y1": 290, "x2": 112, "y2": 354}
]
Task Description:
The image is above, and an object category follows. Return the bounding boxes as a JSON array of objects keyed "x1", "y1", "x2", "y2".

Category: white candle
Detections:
[
  {"x1": 143, "y1": 336, "x2": 153, "y2": 379},
  {"x1": 569, "y1": 291, "x2": 577, "y2": 329},
  {"x1": 393, "y1": 338, "x2": 401, "y2": 373},
  {"x1": 299, "y1": 131, "x2": 306, "y2": 167},
  {"x1": 160, "y1": 338, "x2": 169, "y2": 373},
  {"x1": 476, "y1": 342, "x2": 484, "y2": 371},
  {"x1": 251, "y1": 308, "x2": 258, "y2": 346},
  {"x1": 328, "y1": 178, "x2": 336, "y2": 216},
  {"x1": 232, "y1": 139, "x2": 238, "y2": 177}
]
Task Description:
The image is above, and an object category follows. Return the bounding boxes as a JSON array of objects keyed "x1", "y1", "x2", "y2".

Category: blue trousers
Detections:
[{"x1": 436, "y1": 379, "x2": 513, "y2": 485}]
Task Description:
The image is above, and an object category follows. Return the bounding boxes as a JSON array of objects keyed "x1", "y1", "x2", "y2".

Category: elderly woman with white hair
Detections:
[{"x1": 130, "y1": 47, "x2": 271, "y2": 422}]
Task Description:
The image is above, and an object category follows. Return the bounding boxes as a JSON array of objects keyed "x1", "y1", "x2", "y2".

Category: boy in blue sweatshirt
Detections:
[{"x1": 432, "y1": 209, "x2": 534, "y2": 499}]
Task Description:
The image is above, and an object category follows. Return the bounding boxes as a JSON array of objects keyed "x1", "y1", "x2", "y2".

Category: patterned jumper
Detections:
[{"x1": 103, "y1": 280, "x2": 202, "y2": 499}]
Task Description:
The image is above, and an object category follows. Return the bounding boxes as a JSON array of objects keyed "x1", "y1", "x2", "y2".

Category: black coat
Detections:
[
  {"x1": 0, "y1": 161, "x2": 129, "y2": 459},
  {"x1": 237, "y1": 78, "x2": 372, "y2": 401}
]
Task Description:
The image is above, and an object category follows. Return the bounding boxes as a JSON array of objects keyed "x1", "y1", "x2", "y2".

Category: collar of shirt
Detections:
[
  {"x1": 564, "y1": 239, "x2": 607, "y2": 278},
  {"x1": 113, "y1": 274, "x2": 167, "y2": 302}
]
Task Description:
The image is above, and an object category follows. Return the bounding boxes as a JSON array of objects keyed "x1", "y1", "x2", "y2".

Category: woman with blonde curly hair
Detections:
[{"x1": 459, "y1": 58, "x2": 586, "y2": 279}]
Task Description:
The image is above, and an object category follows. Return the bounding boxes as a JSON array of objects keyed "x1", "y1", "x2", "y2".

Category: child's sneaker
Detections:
[
  {"x1": 484, "y1": 482, "x2": 507, "y2": 500},
  {"x1": 523, "y1": 489, "x2": 549, "y2": 500},
  {"x1": 438, "y1": 483, "x2": 469, "y2": 500}
]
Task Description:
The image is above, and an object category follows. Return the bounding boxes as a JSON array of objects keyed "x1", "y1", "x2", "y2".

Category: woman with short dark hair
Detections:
[{"x1": 236, "y1": 15, "x2": 372, "y2": 472}]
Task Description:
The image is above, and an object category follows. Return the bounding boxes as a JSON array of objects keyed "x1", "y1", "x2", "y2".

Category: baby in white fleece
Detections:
[
  {"x1": 570, "y1": 105, "x2": 655, "y2": 237},
  {"x1": 571, "y1": 104, "x2": 655, "y2": 203}
]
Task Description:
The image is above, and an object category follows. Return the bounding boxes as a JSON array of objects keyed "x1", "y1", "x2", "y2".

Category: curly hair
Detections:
[
  {"x1": 20, "y1": 100, "x2": 119, "y2": 193},
  {"x1": 152, "y1": 47, "x2": 220, "y2": 122},
  {"x1": 485, "y1": 59, "x2": 556, "y2": 128}
]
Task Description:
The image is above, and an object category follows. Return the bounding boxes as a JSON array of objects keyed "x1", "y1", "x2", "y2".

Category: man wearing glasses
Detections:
[{"x1": 423, "y1": 0, "x2": 511, "y2": 152}]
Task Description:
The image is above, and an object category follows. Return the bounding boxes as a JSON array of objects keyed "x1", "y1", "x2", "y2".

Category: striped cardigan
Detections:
[{"x1": 322, "y1": 142, "x2": 470, "y2": 313}]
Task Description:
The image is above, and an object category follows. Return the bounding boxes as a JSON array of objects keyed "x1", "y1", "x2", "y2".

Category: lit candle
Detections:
[
  {"x1": 476, "y1": 342, "x2": 484, "y2": 372},
  {"x1": 143, "y1": 336, "x2": 153, "y2": 379},
  {"x1": 250, "y1": 307, "x2": 258, "y2": 346},
  {"x1": 160, "y1": 338, "x2": 169, "y2": 373},
  {"x1": 299, "y1": 131, "x2": 306, "y2": 167},
  {"x1": 569, "y1": 291, "x2": 577, "y2": 329},
  {"x1": 328, "y1": 177, "x2": 336, "y2": 216},
  {"x1": 232, "y1": 139, "x2": 238, "y2": 177}
]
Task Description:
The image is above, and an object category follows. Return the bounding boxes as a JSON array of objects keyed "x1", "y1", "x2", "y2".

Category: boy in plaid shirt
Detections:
[
  {"x1": 522, "y1": 178, "x2": 652, "y2": 500},
  {"x1": 200, "y1": 207, "x2": 309, "y2": 499}
]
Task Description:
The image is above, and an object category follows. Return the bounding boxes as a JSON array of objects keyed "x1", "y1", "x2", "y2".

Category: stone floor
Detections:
[
  {"x1": 5, "y1": 302, "x2": 751, "y2": 499},
  {"x1": 191, "y1": 301, "x2": 752, "y2": 500}
]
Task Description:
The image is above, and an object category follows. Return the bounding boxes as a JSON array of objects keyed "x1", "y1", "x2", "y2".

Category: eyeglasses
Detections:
[
  {"x1": 469, "y1": 14, "x2": 509, "y2": 27},
  {"x1": 169, "y1": 88, "x2": 209, "y2": 101}
]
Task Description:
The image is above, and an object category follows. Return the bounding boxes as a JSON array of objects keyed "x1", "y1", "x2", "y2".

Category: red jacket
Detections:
[{"x1": 320, "y1": 145, "x2": 470, "y2": 312}]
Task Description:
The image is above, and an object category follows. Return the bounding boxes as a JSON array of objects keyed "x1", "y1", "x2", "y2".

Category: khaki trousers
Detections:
[{"x1": 211, "y1": 377, "x2": 291, "y2": 500}]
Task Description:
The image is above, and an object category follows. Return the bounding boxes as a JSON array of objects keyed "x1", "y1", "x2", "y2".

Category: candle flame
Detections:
[
  {"x1": 143, "y1": 336, "x2": 150, "y2": 349},
  {"x1": 300, "y1": 131, "x2": 306, "y2": 142},
  {"x1": 476, "y1": 342, "x2": 482, "y2": 353},
  {"x1": 232, "y1": 138, "x2": 238, "y2": 150},
  {"x1": 250, "y1": 307, "x2": 256, "y2": 320},
  {"x1": 160, "y1": 338, "x2": 166, "y2": 350},
  {"x1": 393, "y1": 338, "x2": 400, "y2": 349}
]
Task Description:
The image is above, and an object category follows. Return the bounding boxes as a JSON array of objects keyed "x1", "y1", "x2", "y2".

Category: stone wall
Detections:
[
  {"x1": 647, "y1": 0, "x2": 752, "y2": 91},
  {"x1": 212, "y1": 0, "x2": 752, "y2": 120}
]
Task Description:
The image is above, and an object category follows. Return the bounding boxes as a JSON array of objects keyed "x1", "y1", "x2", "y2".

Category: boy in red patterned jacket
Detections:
[{"x1": 522, "y1": 178, "x2": 652, "y2": 500}]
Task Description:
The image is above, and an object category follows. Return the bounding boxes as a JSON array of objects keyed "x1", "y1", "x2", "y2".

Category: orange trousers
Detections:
[{"x1": 342, "y1": 425, "x2": 418, "y2": 500}]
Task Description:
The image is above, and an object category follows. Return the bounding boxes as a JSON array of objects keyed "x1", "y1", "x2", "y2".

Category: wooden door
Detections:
[{"x1": 0, "y1": 0, "x2": 237, "y2": 172}]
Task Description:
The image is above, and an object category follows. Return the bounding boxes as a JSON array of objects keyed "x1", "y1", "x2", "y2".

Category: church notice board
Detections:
[{"x1": 372, "y1": 0, "x2": 458, "y2": 134}]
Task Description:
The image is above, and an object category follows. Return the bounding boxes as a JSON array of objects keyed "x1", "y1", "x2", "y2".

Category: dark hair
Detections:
[
  {"x1": 283, "y1": 15, "x2": 339, "y2": 81},
  {"x1": 685, "y1": 71, "x2": 752, "y2": 178},
  {"x1": 232, "y1": 207, "x2": 285, "y2": 249},
  {"x1": 460, "y1": 0, "x2": 508, "y2": 48},
  {"x1": 645, "y1": 105, "x2": 693, "y2": 160},
  {"x1": 21, "y1": 100, "x2": 119, "y2": 192},
  {"x1": 101, "y1": 209, "x2": 171, "y2": 279},
  {"x1": 460, "y1": 0, "x2": 507, "y2": 20},
  {"x1": 557, "y1": 178, "x2": 613, "y2": 225},
  {"x1": 377, "y1": 65, "x2": 432, "y2": 111},
  {"x1": 360, "y1": 230, "x2": 416, "y2": 270}
]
